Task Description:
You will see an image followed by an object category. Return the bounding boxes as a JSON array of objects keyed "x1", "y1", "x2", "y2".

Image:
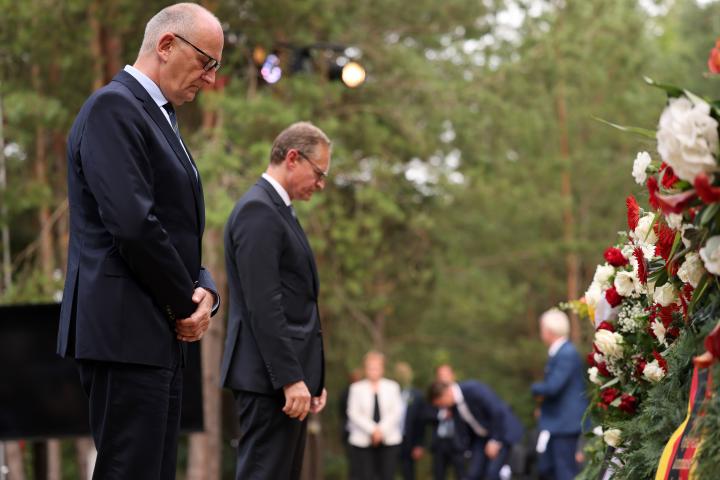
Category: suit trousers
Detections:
[
  {"x1": 399, "y1": 446, "x2": 417, "y2": 480},
  {"x1": 538, "y1": 434, "x2": 580, "y2": 480},
  {"x1": 432, "y1": 438, "x2": 466, "y2": 480},
  {"x1": 233, "y1": 391, "x2": 308, "y2": 480},
  {"x1": 349, "y1": 444, "x2": 400, "y2": 480},
  {"x1": 465, "y1": 439, "x2": 510, "y2": 480},
  {"x1": 77, "y1": 358, "x2": 183, "y2": 480}
]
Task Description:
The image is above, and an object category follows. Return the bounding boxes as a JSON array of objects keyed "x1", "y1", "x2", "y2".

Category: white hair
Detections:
[
  {"x1": 540, "y1": 308, "x2": 570, "y2": 337},
  {"x1": 139, "y1": 3, "x2": 220, "y2": 54}
]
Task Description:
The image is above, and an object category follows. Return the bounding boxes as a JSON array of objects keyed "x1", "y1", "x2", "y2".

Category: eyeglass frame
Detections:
[
  {"x1": 173, "y1": 33, "x2": 221, "y2": 72},
  {"x1": 293, "y1": 149, "x2": 329, "y2": 181}
]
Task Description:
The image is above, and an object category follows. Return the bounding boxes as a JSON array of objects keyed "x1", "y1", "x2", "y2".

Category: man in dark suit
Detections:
[
  {"x1": 395, "y1": 362, "x2": 428, "y2": 480},
  {"x1": 429, "y1": 380, "x2": 524, "y2": 480},
  {"x1": 57, "y1": 3, "x2": 222, "y2": 479},
  {"x1": 430, "y1": 364, "x2": 467, "y2": 480},
  {"x1": 220, "y1": 122, "x2": 330, "y2": 480},
  {"x1": 531, "y1": 309, "x2": 588, "y2": 480}
]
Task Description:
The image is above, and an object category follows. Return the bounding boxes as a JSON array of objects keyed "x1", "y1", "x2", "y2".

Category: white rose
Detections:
[
  {"x1": 643, "y1": 360, "x2": 666, "y2": 383},
  {"x1": 634, "y1": 214, "x2": 658, "y2": 245},
  {"x1": 588, "y1": 367, "x2": 602, "y2": 385},
  {"x1": 653, "y1": 282, "x2": 678, "y2": 307},
  {"x1": 594, "y1": 329, "x2": 624, "y2": 359},
  {"x1": 656, "y1": 96, "x2": 720, "y2": 182},
  {"x1": 603, "y1": 428, "x2": 622, "y2": 448},
  {"x1": 651, "y1": 319, "x2": 667, "y2": 346},
  {"x1": 614, "y1": 270, "x2": 638, "y2": 297},
  {"x1": 593, "y1": 264, "x2": 616, "y2": 289},
  {"x1": 585, "y1": 282, "x2": 604, "y2": 309},
  {"x1": 666, "y1": 213, "x2": 683, "y2": 231},
  {"x1": 677, "y1": 252, "x2": 706, "y2": 288},
  {"x1": 594, "y1": 352, "x2": 604, "y2": 364},
  {"x1": 700, "y1": 236, "x2": 720, "y2": 276},
  {"x1": 632, "y1": 151, "x2": 652, "y2": 185}
]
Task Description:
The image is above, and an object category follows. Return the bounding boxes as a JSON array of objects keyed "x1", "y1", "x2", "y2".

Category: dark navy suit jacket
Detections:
[
  {"x1": 531, "y1": 341, "x2": 588, "y2": 435},
  {"x1": 57, "y1": 70, "x2": 217, "y2": 368},
  {"x1": 458, "y1": 380, "x2": 524, "y2": 445},
  {"x1": 220, "y1": 178, "x2": 325, "y2": 396},
  {"x1": 401, "y1": 387, "x2": 428, "y2": 454}
]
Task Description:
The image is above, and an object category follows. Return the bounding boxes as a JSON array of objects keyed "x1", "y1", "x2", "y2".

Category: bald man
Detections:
[{"x1": 57, "y1": 3, "x2": 222, "y2": 478}]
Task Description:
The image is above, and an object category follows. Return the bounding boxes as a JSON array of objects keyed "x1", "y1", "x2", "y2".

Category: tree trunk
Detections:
[
  {"x1": 74, "y1": 438, "x2": 93, "y2": 480},
  {"x1": 0, "y1": 87, "x2": 11, "y2": 293},
  {"x1": 88, "y1": 0, "x2": 104, "y2": 91},
  {"x1": 555, "y1": 79, "x2": 581, "y2": 344},
  {"x1": 46, "y1": 440, "x2": 61, "y2": 480},
  {"x1": 4, "y1": 442, "x2": 25, "y2": 480}
]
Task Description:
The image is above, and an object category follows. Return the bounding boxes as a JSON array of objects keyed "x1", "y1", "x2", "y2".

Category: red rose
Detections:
[
  {"x1": 626, "y1": 195, "x2": 640, "y2": 230},
  {"x1": 709, "y1": 39, "x2": 720, "y2": 74},
  {"x1": 597, "y1": 362, "x2": 611, "y2": 377},
  {"x1": 605, "y1": 286, "x2": 623, "y2": 307},
  {"x1": 587, "y1": 352, "x2": 596, "y2": 366},
  {"x1": 600, "y1": 387, "x2": 620, "y2": 405},
  {"x1": 619, "y1": 393, "x2": 638, "y2": 414},
  {"x1": 597, "y1": 321, "x2": 615, "y2": 332},
  {"x1": 604, "y1": 247, "x2": 628, "y2": 267},
  {"x1": 635, "y1": 358, "x2": 647, "y2": 378}
]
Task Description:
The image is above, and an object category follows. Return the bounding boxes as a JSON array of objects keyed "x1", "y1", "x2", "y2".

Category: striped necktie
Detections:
[{"x1": 162, "y1": 103, "x2": 198, "y2": 181}]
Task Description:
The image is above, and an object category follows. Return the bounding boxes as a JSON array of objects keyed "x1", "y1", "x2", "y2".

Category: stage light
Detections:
[
  {"x1": 341, "y1": 61, "x2": 366, "y2": 88},
  {"x1": 260, "y1": 53, "x2": 282, "y2": 84}
]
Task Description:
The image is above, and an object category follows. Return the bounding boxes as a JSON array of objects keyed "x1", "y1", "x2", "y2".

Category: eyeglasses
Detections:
[
  {"x1": 295, "y1": 149, "x2": 328, "y2": 181},
  {"x1": 173, "y1": 33, "x2": 221, "y2": 72}
]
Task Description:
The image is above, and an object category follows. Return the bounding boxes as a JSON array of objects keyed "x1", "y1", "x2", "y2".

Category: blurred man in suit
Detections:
[
  {"x1": 531, "y1": 309, "x2": 588, "y2": 480},
  {"x1": 395, "y1": 362, "x2": 428, "y2": 480},
  {"x1": 220, "y1": 122, "x2": 330, "y2": 479},
  {"x1": 430, "y1": 364, "x2": 467, "y2": 480},
  {"x1": 57, "y1": 4, "x2": 222, "y2": 478},
  {"x1": 429, "y1": 379, "x2": 524, "y2": 480}
]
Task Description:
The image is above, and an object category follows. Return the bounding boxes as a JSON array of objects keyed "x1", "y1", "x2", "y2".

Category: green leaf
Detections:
[
  {"x1": 592, "y1": 116, "x2": 656, "y2": 139},
  {"x1": 643, "y1": 76, "x2": 684, "y2": 97},
  {"x1": 601, "y1": 377, "x2": 620, "y2": 390},
  {"x1": 700, "y1": 203, "x2": 720, "y2": 226}
]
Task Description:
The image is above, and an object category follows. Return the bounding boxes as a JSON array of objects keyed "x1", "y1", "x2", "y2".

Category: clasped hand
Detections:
[{"x1": 175, "y1": 287, "x2": 214, "y2": 342}]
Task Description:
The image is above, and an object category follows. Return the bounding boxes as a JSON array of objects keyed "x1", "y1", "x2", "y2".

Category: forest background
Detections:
[{"x1": 2, "y1": 0, "x2": 720, "y2": 478}]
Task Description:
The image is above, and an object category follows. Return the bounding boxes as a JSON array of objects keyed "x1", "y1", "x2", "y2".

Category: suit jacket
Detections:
[
  {"x1": 220, "y1": 178, "x2": 324, "y2": 396},
  {"x1": 347, "y1": 378, "x2": 403, "y2": 447},
  {"x1": 531, "y1": 341, "x2": 588, "y2": 435},
  {"x1": 458, "y1": 380, "x2": 524, "y2": 445},
  {"x1": 400, "y1": 387, "x2": 428, "y2": 454},
  {"x1": 57, "y1": 70, "x2": 217, "y2": 368}
]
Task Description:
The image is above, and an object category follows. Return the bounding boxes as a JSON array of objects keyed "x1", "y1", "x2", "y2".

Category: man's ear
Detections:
[
  {"x1": 156, "y1": 33, "x2": 175, "y2": 62},
  {"x1": 285, "y1": 149, "x2": 299, "y2": 171}
]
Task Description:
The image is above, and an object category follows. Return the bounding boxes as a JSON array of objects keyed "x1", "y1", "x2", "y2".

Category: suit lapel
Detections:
[
  {"x1": 258, "y1": 179, "x2": 319, "y2": 296},
  {"x1": 112, "y1": 71, "x2": 204, "y2": 235}
]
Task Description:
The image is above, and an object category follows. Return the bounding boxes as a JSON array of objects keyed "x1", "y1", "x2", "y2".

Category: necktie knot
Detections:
[
  {"x1": 288, "y1": 204, "x2": 297, "y2": 219},
  {"x1": 162, "y1": 103, "x2": 180, "y2": 137}
]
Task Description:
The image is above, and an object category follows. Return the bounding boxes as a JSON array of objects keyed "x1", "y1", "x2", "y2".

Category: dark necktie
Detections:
[
  {"x1": 373, "y1": 393, "x2": 381, "y2": 423},
  {"x1": 162, "y1": 103, "x2": 198, "y2": 181}
]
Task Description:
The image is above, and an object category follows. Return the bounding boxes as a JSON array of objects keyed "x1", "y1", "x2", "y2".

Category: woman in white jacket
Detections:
[{"x1": 347, "y1": 351, "x2": 403, "y2": 479}]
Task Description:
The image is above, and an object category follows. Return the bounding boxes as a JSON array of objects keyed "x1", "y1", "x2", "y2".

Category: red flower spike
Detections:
[
  {"x1": 604, "y1": 247, "x2": 629, "y2": 267},
  {"x1": 694, "y1": 173, "x2": 720, "y2": 204},
  {"x1": 605, "y1": 286, "x2": 623, "y2": 307},
  {"x1": 662, "y1": 166, "x2": 679, "y2": 189},
  {"x1": 655, "y1": 225, "x2": 675, "y2": 261},
  {"x1": 634, "y1": 247, "x2": 647, "y2": 284},
  {"x1": 659, "y1": 305, "x2": 679, "y2": 328},
  {"x1": 647, "y1": 177, "x2": 661, "y2": 210},
  {"x1": 653, "y1": 351, "x2": 669, "y2": 372},
  {"x1": 626, "y1": 195, "x2": 640, "y2": 230}
]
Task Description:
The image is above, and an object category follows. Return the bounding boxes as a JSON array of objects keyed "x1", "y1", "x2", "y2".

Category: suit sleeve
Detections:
[
  {"x1": 470, "y1": 384, "x2": 507, "y2": 443},
  {"x1": 81, "y1": 91, "x2": 196, "y2": 318},
  {"x1": 198, "y1": 267, "x2": 220, "y2": 317},
  {"x1": 228, "y1": 200, "x2": 304, "y2": 389},
  {"x1": 531, "y1": 350, "x2": 576, "y2": 399}
]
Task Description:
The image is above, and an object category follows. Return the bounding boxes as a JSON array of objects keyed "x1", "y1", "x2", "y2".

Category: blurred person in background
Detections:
[
  {"x1": 395, "y1": 361, "x2": 429, "y2": 480},
  {"x1": 430, "y1": 364, "x2": 467, "y2": 480},
  {"x1": 339, "y1": 368, "x2": 363, "y2": 478},
  {"x1": 428, "y1": 378, "x2": 524, "y2": 480},
  {"x1": 531, "y1": 308, "x2": 588, "y2": 480},
  {"x1": 347, "y1": 351, "x2": 404, "y2": 480}
]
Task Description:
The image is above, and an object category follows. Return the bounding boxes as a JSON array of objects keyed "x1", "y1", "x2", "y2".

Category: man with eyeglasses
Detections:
[
  {"x1": 58, "y1": 3, "x2": 222, "y2": 478},
  {"x1": 221, "y1": 122, "x2": 331, "y2": 479}
]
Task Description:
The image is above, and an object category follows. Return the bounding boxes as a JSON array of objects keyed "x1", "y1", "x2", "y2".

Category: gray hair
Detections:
[
  {"x1": 139, "y1": 3, "x2": 220, "y2": 55},
  {"x1": 270, "y1": 122, "x2": 332, "y2": 165},
  {"x1": 540, "y1": 308, "x2": 570, "y2": 337}
]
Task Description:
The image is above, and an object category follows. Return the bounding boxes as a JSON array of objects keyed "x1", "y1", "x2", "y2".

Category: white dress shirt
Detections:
[{"x1": 262, "y1": 173, "x2": 291, "y2": 206}]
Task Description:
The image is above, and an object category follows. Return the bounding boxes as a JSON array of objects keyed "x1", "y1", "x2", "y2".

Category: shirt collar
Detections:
[
  {"x1": 548, "y1": 337, "x2": 568, "y2": 357},
  {"x1": 123, "y1": 65, "x2": 169, "y2": 109},
  {"x1": 262, "y1": 173, "x2": 291, "y2": 206},
  {"x1": 451, "y1": 383, "x2": 464, "y2": 404}
]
